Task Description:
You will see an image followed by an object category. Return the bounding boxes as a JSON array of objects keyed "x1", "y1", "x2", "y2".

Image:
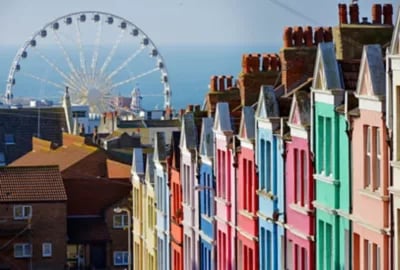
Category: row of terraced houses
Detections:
[{"x1": 129, "y1": 3, "x2": 400, "y2": 270}]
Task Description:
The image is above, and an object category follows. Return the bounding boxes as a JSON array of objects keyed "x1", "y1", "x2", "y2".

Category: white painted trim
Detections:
[
  {"x1": 257, "y1": 121, "x2": 273, "y2": 130},
  {"x1": 314, "y1": 173, "x2": 339, "y2": 186},
  {"x1": 240, "y1": 140, "x2": 254, "y2": 150},
  {"x1": 285, "y1": 225, "x2": 314, "y2": 241},
  {"x1": 358, "y1": 98, "x2": 384, "y2": 112},
  {"x1": 288, "y1": 123, "x2": 309, "y2": 139},
  {"x1": 237, "y1": 228, "x2": 258, "y2": 241}
]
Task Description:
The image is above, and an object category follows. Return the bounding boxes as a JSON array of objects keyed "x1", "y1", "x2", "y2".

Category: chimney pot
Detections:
[
  {"x1": 383, "y1": 4, "x2": 393, "y2": 25},
  {"x1": 218, "y1": 75, "x2": 226, "y2": 91},
  {"x1": 293, "y1": 26, "x2": 304, "y2": 46},
  {"x1": 338, "y1": 3, "x2": 348, "y2": 24},
  {"x1": 226, "y1": 76, "x2": 233, "y2": 88},
  {"x1": 270, "y1": 54, "x2": 278, "y2": 71},
  {"x1": 372, "y1": 4, "x2": 382, "y2": 24},
  {"x1": 323, "y1": 27, "x2": 333, "y2": 42},
  {"x1": 262, "y1": 54, "x2": 270, "y2": 71},
  {"x1": 314, "y1": 27, "x2": 324, "y2": 45},
  {"x1": 303, "y1": 26, "x2": 313, "y2": 47},
  {"x1": 210, "y1": 76, "x2": 218, "y2": 92},
  {"x1": 349, "y1": 3, "x2": 359, "y2": 24},
  {"x1": 283, "y1": 27, "x2": 293, "y2": 48}
]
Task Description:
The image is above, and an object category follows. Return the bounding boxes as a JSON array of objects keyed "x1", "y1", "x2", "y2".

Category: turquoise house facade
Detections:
[{"x1": 311, "y1": 42, "x2": 351, "y2": 270}]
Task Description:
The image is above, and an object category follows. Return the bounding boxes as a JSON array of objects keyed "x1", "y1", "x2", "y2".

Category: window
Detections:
[
  {"x1": 266, "y1": 140, "x2": 272, "y2": 192},
  {"x1": 14, "y1": 243, "x2": 32, "y2": 258},
  {"x1": 13, "y1": 205, "x2": 32, "y2": 220},
  {"x1": 317, "y1": 116, "x2": 333, "y2": 176},
  {"x1": 113, "y1": 251, "x2": 128, "y2": 266},
  {"x1": 302, "y1": 150, "x2": 308, "y2": 206},
  {"x1": 364, "y1": 126, "x2": 382, "y2": 191},
  {"x1": 42, "y1": 242, "x2": 52, "y2": 257},
  {"x1": 113, "y1": 214, "x2": 128, "y2": 229},
  {"x1": 4, "y1": 133, "x2": 15, "y2": 145}
]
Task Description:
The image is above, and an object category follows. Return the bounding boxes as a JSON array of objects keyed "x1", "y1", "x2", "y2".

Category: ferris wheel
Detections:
[{"x1": 5, "y1": 11, "x2": 171, "y2": 113}]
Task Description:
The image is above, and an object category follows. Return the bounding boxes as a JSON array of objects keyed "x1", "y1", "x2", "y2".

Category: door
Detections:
[{"x1": 90, "y1": 243, "x2": 106, "y2": 269}]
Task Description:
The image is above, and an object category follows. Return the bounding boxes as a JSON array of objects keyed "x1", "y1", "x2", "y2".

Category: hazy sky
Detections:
[{"x1": 0, "y1": 0, "x2": 398, "y2": 47}]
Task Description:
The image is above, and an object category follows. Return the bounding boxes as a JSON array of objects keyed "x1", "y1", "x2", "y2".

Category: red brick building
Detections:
[{"x1": 0, "y1": 165, "x2": 67, "y2": 270}]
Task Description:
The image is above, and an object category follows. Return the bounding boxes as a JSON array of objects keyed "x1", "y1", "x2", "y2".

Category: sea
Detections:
[{"x1": 0, "y1": 43, "x2": 279, "y2": 111}]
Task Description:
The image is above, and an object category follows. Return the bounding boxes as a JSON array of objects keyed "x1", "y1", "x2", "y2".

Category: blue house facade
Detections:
[
  {"x1": 256, "y1": 86, "x2": 286, "y2": 270},
  {"x1": 198, "y1": 117, "x2": 215, "y2": 270},
  {"x1": 154, "y1": 132, "x2": 171, "y2": 270}
]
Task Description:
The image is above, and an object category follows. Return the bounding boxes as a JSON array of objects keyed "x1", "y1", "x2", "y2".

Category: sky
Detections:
[{"x1": 0, "y1": 0, "x2": 399, "y2": 47}]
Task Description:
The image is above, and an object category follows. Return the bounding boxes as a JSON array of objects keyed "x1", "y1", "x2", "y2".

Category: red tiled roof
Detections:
[
  {"x1": 63, "y1": 177, "x2": 131, "y2": 216},
  {"x1": 0, "y1": 165, "x2": 67, "y2": 202},
  {"x1": 67, "y1": 217, "x2": 110, "y2": 243},
  {"x1": 10, "y1": 136, "x2": 108, "y2": 178},
  {"x1": 106, "y1": 159, "x2": 131, "y2": 179}
]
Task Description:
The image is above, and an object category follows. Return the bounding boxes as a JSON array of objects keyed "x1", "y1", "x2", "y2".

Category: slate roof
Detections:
[
  {"x1": 180, "y1": 112, "x2": 198, "y2": 150},
  {"x1": 289, "y1": 91, "x2": 311, "y2": 126},
  {"x1": 199, "y1": 117, "x2": 214, "y2": 158},
  {"x1": 154, "y1": 132, "x2": 167, "y2": 162},
  {"x1": 132, "y1": 148, "x2": 145, "y2": 176},
  {"x1": 145, "y1": 153, "x2": 155, "y2": 184},
  {"x1": 63, "y1": 177, "x2": 131, "y2": 216},
  {"x1": 239, "y1": 106, "x2": 255, "y2": 140},
  {"x1": 117, "y1": 119, "x2": 181, "y2": 129},
  {"x1": 0, "y1": 165, "x2": 67, "y2": 202},
  {"x1": 312, "y1": 42, "x2": 342, "y2": 90},
  {"x1": 356, "y1": 44, "x2": 385, "y2": 96},
  {"x1": 214, "y1": 103, "x2": 233, "y2": 132},
  {"x1": 256, "y1": 85, "x2": 280, "y2": 118}
]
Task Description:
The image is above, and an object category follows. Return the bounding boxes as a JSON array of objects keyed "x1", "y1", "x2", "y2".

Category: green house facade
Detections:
[{"x1": 312, "y1": 43, "x2": 352, "y2": 270}]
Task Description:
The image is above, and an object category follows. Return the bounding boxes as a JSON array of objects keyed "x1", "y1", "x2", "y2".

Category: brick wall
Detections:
[{"x1": 0, "y1": 202, "x2": 67, "y2": 269}]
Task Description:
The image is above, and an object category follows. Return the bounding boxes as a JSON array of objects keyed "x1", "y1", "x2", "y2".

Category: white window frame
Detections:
[
  {"x1": 113, "y1": 251, "x2": 128, "y2": 266},
  {"x1": 42, "y1": 242, "x2": 52, "y2": 257},
  {"x1": 113, "y1": 214, "x2": 128, "y2": 229},
  {"x1": 14, "y1": 243, "x2": 32, "y2": 258},
  {"x1": 13, "y1": 205, "x2": 32, "y2": 220}
]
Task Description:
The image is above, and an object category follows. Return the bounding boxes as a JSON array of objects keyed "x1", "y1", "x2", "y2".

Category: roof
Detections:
[
  {"x1": 145, "y1": 153, "x2": 155, "y2": 184},
  {"x1": 117, "y1": 119, "x2": 181, "y2": 129},
  {"x1": 0, "y1": 165, "x2": 67, "y2": 202},
  {"x1": 239, "y1": 106, "x2": 255, "y2": 140},
  {"x1": 390, "y1": 6, "x2": 400, "y2": 54},
  {"x1": 67, "y1": 217, "x2": 110, "y2": 243},
  {"x1": 169, "y1": 131, "x2": 181, "y2": 170},
  {"x1": 132, "y1": 148, "x2": 145, "y2": 176},
  {"x1": 255, "y1": 85, "x2": 280, "y2": 119},
  {"x1": 199, "y1": 117, "x2": 214, "y2": 158},
  {"x1": 356, "y1": 44, "x2": 385, "y2": 97},
  {"x1": 10, "y1": 134, "x2": 108, "y2": 178},
  {"x1": 63, "y1": 177, "x2": 131, "y2": 216},
  {"x1": 153, "y1": 132, "x2": 167, "y2": 162},
  {"x1": 289, "y1": 91, "x2": 311, "y2": 126},
  {"x1": 213, "y1": 103, "x2": 232, "y2": 132},
  {"x1": 180, "y1": 112, "x2": 198, "y2": 150},
  {"x1": 312, "y1": 42, "x2": 342, "y2": 90},
  {"x1": 106, "y1": 159, "x2": 131, "y2": 179}
]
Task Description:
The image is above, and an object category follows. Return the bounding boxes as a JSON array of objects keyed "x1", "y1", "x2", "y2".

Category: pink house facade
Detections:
[
  {"x1": 285, "y1": 91, "x2": 315, "y2": 269},
  {"x1": 237, "y1": 106, "x2": 258, "y2": 270},
  {"x1": 351, "y1": 45, "x2": 391, "y2": 269},
  {"x1": 213, "y1": 102, "x2": 236, "y2": 270}
]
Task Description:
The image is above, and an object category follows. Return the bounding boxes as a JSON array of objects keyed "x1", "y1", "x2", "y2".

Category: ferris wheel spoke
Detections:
[
  {"x1": 52, "y1": 29, "x2": 84, "y2": 85},
  {"x1": 111, "y1": 67, "x2": 159, "y2": 89},
  {"x1": 106, "y1": 46, "x2": 145, "y2": 81},
  {"x1": 75, "y1": 19, "x2": 87, "y2": 76},
  {"x1": 90, "y1": 20, "x2": 103, "y2": 78},
  {"x1": 99, "y1": 28, "x2": 127, "y2": 75},
  {"x1": 21, "y1": 72, "x2": 65, "y2": 90},
  {"x1": 32, "y1": 49, "x2": 81, "y2": 91}
]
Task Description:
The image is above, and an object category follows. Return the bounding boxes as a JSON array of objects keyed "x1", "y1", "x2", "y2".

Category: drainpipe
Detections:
[{"x1": 345, "y1": 90, "x2": 353, "y2": 269}]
